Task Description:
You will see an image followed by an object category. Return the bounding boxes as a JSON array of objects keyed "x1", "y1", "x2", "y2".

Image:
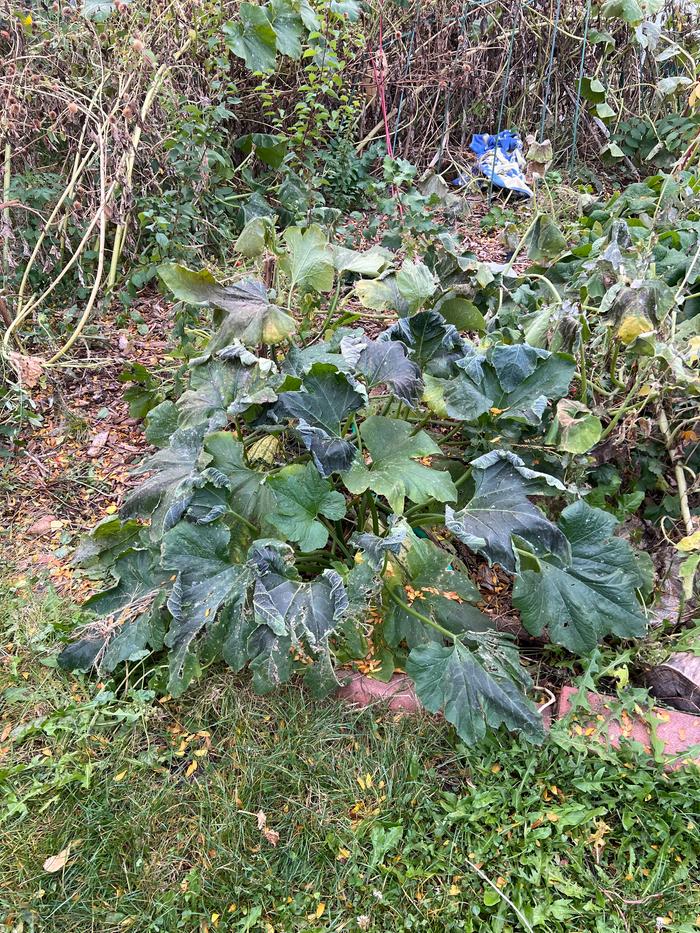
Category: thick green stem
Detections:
[{"x1": 387, "y1": 586, "x2": 456, "y2": 642}]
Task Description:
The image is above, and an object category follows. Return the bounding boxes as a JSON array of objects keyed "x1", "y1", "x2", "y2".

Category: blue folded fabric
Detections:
[{"x1": 453, "y1": 130, "x2": 533, "y2": 198}]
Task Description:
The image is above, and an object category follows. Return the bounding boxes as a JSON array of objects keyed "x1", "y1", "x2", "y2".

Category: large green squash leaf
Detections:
[
  {"x1": 280, "y1": 225, "x2": 334, "y2": 294},
  {"x1": 276, "y1": 370, "x2": 364, "y2": 476},
  {"x1": 162, "y1": 523, "x2": 251, "y2": 694},
  {"x1": 58, "y1": 549, "x2": 163, "y2": 673},
  {"x1": 332, "y1": 245, "x2": 392, "y2": 277},
  {"x1": 406, "y1": 639, "x2": 544, "y2": 745},
  {"x1": 267, "y1": 462, "x2": 346, "y2": 552},
  {"x1": 434, "y1": 344, "x2": 575, "y2": 424},
  {"x1": 223, "y1": 3, "x2": 278, "y2": 72},
  {"x1": 177, "y1": 357, "x2": 278, "y2": 429},
  {"x1": 379, "y1": 310, "x2": 466, "y2": 377},
  {"x1": 383, "y1": 535, "x2": 486, "y2": 649},
  {"x1": 395, "y1": 258, "x2": 438, "y2": 312},
  {"x1": 158, "y1": 265, "x2": 295, "y2": 346},
  {"x1": 343, "y1": 416, "x2": 457, "y2": 515},
  {"x1": 340, "y1": 336, "x2": 423, "y2": 406},
  {"x1": 121, "y1": 426, "x2": 205, "y2": 538},
  {"x1": 355, "y1": 274, "x2": 409, "y2": 315},
  {"x1": 512, "y1": 500, "x2": 647, "y2": 653},
  {"x1": 203, "y1": 432, "x2": 274, "y2": 525},
  {"x1": 446, "y1": 450, "x2": 569, "y2": 573}
]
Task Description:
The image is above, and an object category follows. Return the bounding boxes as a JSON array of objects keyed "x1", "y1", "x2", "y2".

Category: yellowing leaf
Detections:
[
  {"x1": 43, "y1": 847, "x2": 71, "y2": 873},
  {"x1": 546, "y1": 812, "x2": 559, "y2": 823},
  {"x1": 677, "y1": 530, "x2": 700, "y2": 552},
  {"x1": 105, "y1": 504, "x2": 118, "y2": 514},
  {"x1": 185, "y1": 760, "x2": 198, "y2": 777},
  {"x1": 211, "y1": 914, "x2": 220, "y2": 928},
  {"x1": 315, "y1": 902, "x2": 326, "y2": 918},
  {"x1": 689, "y1": 82, "x2": 700, "y2": 108},
  {"x1": 114, "y1": 770, "x2": 127, "y2": 782},
  {"x1": 448, "y1": 884, "x2": 461, "y2": 896},
  {"x1": 617, "y1": 314, "x2": 653, "y2": 345}
]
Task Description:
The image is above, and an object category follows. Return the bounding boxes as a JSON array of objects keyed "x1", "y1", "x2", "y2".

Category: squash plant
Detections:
[{"x1": 59, "y1": 225, "x2": 649, "y2": 745}]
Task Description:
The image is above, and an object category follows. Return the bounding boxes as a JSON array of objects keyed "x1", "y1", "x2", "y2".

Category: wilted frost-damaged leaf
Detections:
[
  {"x1": 343, "y1": 416, "x2": 456, "y2": 515},
  {"x1": 58, "y1": 549, "x2": 162, "y2": 673},
  {"x1": 276, "y1": 370, "x2": 364, "y2": 476},
  {"x1": 162, "y1": 523, "x2": 251, "y2": 695},
  {"x1": 158, "y1": 264, "x2": 295, "y2": 346},
  {"x1": 351, "y1": 517, "x2": 410, "y2": 571},
  {"x1": 526, "y1": 215, "x2": 567, "y2": 261},
  {"x1": 341, "y1": 336, "x2": 423, "y2": 406},
  {"x1": 406, "y1": 639, "x2": 544, "y2": 745},
  {"x1": 548, "y1": 399, "x2": 602, "y2": 454},
  {"x1": 395, "y1": 258, "x2": 438, "y2": 312},
  {"x1": 121, "y1": 426, "x2": 205, "y2": 538},
  {"x1": 512, "y1": 500, "x2": 647, "y2": 654},
  {"x1": 446, "y1": 450, "x2": 569, "y2": 573},
  {"x1": 380, "y1": 310, "x2": 466, "y2": 377}
]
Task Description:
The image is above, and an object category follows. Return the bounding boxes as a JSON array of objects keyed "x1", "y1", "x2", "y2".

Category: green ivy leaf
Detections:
[
  {"x1": 235, "y1": 132, "x2": 289, "y2": 169},
  {"x1": 267, "y1": 0, "x2": 304, "y2": 58},
  {"x1": 601, "y1": 0, "x2": 644, "y2": 24},
  {"x1": 513, "y1": 500, "x2": 647, "y2": 653},
  {"x1": 343, "y1": 416, "x2": 457, "y2": 515},
  {"x1": 223, "y1": 3, "x2": 278, "y2": 72},
  {"x1": 267, "y1": 462, "x2": 346, "y2": 552}
]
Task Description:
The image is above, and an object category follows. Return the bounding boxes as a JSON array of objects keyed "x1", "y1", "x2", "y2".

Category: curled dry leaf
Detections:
[
  {"x1": 256, "y1": 809, "x2": 280, "y2": 846},
  {"x1": 43, "y1": 846, "x2": 71, "y2": 873},
  {"x1": 7, "y1": 351, "x2": 43, "y2": 388}
]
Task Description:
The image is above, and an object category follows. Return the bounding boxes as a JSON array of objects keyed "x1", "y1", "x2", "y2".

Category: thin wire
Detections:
[
  {"x1": 539, "y1": 0, "x2": 562, "y2": 141},
  {"x1": 569, "y1": 0, "x2": 592, "y2": 175}
]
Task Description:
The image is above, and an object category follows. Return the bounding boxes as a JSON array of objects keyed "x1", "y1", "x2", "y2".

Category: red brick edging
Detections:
[{"x1": 336, "y1": 674, "x2": 700, "y2": 767}]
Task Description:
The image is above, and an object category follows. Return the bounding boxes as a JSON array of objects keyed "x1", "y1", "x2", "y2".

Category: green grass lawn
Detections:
[{"x1": 1, "y1": 582, "x2": 699, "y2": 933}]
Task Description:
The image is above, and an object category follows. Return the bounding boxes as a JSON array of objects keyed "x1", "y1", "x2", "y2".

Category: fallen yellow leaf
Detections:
[
  {"x1": 114, "y1": 770, "x2": 127, "y2": 782},
  {"x1": 185, "y1": 760, "x2": 198, "y2": 777}
]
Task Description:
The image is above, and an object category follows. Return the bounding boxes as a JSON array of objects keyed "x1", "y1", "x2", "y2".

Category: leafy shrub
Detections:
[
  {"x1": 58, "y1": 222, "x2": 653, "y2": 746},
  {"x1": 613, "y1": 113, "x2": 700, "y2": 168}
]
